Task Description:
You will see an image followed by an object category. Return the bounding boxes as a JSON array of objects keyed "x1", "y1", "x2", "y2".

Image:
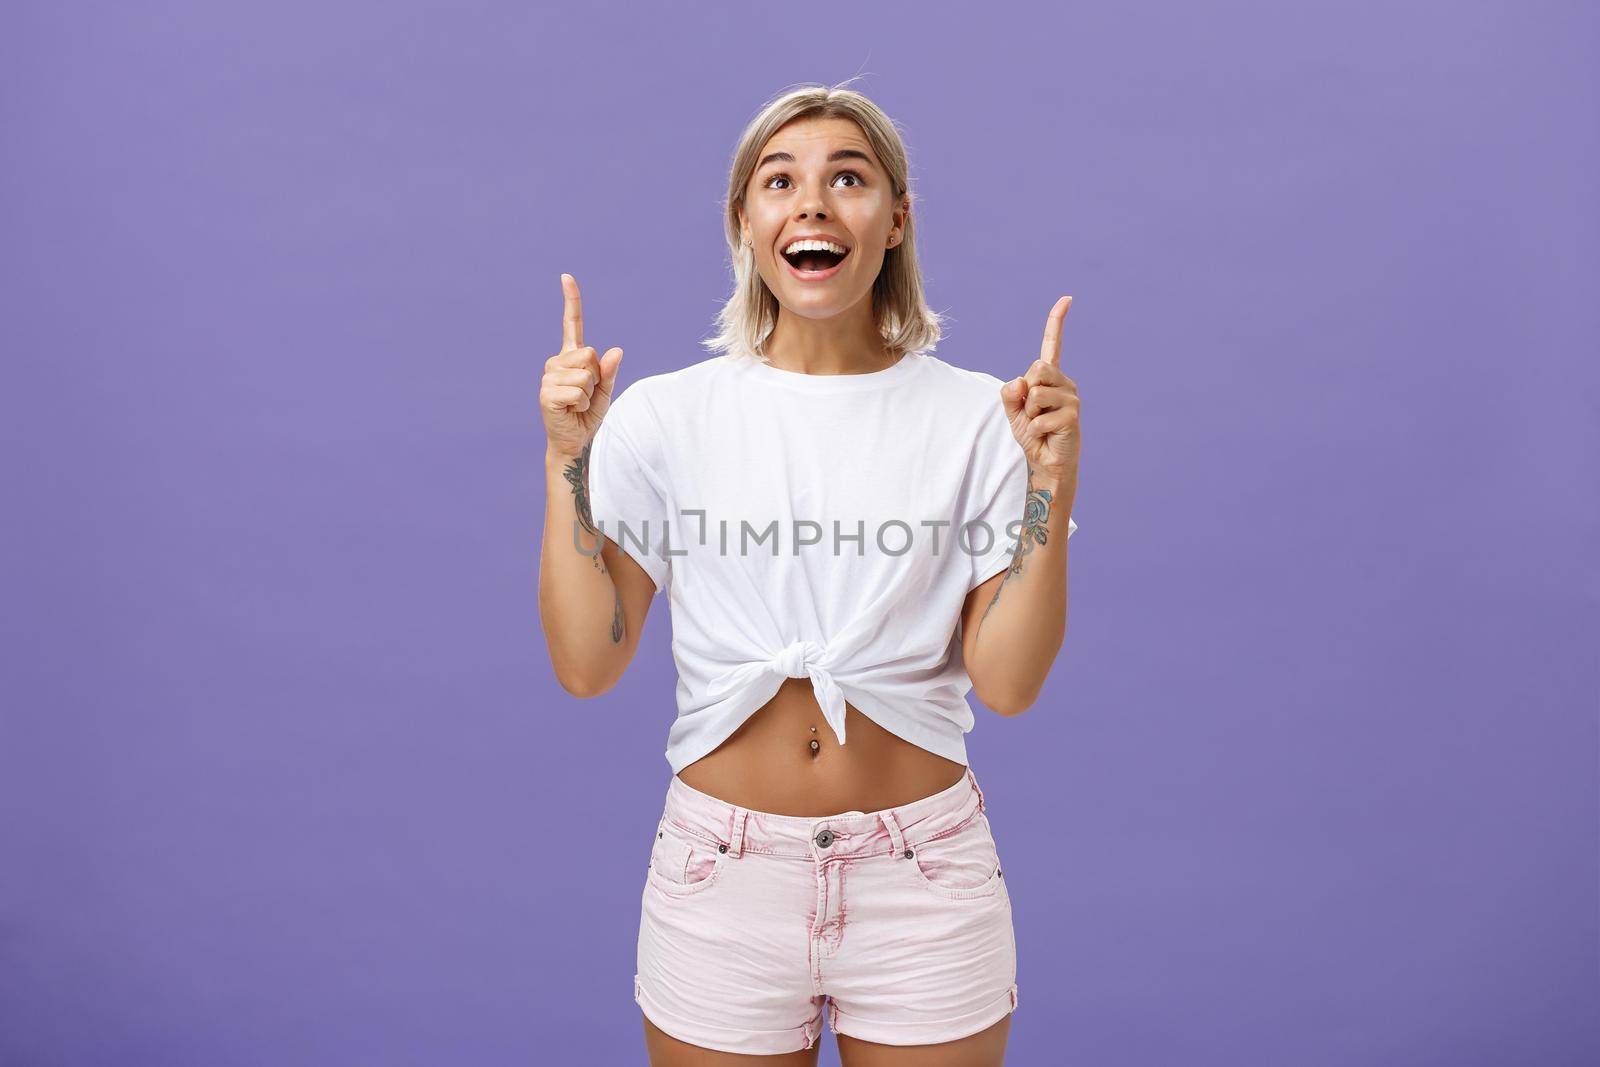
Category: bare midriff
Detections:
[{"x1": 674, "y1": 678, "x2": 968, "y2": 817}]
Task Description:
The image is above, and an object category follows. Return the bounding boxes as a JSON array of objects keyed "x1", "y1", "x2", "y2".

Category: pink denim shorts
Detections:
[{"x1": 634, "y1": 764, "x2": 1017, "y2": 1055}]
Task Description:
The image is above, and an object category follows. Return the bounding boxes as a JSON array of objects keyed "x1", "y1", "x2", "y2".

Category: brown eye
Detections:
[{"x1": 763, "y1": 170, "x2": 865, "y2": 190}]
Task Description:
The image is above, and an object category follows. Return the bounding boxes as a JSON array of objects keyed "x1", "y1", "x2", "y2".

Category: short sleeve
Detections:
[
  {"x1": 586, "y1": 385, "x2": 673, "y2": 596},
  {"x1": 963, "y1": 401, "x2": 1078, "y2": 591}
]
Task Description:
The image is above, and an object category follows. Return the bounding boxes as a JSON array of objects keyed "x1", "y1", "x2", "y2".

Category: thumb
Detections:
[
  {"x1": 1000, "y1": 376, "x2": 1027, "y2": 419},
  {"x1": 598, "y1": 346, "x2": 624, "y2": 399}
]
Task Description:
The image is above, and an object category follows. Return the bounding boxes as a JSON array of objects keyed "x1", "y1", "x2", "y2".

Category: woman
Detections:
[{"x1": 538, "y1": 82, "x2": 1079, "y2": 1065}]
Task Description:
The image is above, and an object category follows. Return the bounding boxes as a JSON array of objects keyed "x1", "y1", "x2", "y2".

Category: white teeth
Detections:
[{"x1": 782, "y1": 238, "x2": 848, "y2": 256}]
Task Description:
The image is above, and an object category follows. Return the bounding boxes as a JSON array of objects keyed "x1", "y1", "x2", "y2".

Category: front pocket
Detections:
[
  {"x1": 646, "y1": 819, "x2": 725, "y2": 897},
  {"x1": 903, "y1": 812, "x2": 1003, "y2": 900}
]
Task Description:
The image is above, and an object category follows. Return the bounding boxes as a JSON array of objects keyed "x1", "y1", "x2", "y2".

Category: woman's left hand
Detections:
[{"x1": 1000, "y1": 295, "x2": 1080, "y2": 486}]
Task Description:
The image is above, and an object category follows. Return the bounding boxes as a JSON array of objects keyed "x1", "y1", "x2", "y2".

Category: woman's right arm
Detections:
[{"x1": 537, "y1": 274, "x2": 656, "y2": 697}]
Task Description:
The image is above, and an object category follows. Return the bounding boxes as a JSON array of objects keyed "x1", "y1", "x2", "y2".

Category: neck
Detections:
[{"x1": 761, "y1": 297, "x2": 894, "y2": 374}]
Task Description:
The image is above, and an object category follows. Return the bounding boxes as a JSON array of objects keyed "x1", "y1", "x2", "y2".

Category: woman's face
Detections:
[{"x1": 739, "y1": 116, "x2": 907, "y2": 322}]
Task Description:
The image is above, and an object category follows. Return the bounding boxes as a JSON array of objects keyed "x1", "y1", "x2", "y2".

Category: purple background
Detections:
[{"x1": 4, "y1": 2, "x2": 1595, "y2": 1063}]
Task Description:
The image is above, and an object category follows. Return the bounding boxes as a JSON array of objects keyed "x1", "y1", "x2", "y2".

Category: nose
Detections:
[{"x1": 796, "y1": 195, "x2": 828, "y2": 221}]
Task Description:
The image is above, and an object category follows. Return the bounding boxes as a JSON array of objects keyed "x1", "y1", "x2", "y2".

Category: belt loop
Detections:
[
  {"x1": 727, "y1": 808, "x2": 747, "y2": 857},
  {"x1": 968, "y1": 765, "x2": 987, "y2": 814},
  {"x1": 879, "y1": 809, "x2": 906, "y2": 857}
]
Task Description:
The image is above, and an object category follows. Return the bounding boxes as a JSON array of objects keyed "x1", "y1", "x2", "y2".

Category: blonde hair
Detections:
[{"x1": 701, "y1": 79, "x2": 945, "y2": 363}]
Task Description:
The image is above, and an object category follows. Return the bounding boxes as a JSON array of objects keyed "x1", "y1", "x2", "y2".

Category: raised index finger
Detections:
[
  {"x1": 560, "y1": 273, "x2": 583, "y2": 352},
  {"x1": 1039, "y1": 295, "x2": 1072, "y2": 366}
]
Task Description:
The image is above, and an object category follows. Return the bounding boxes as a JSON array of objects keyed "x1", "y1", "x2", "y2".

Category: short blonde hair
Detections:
[{"x1": 702, "y1": 79, "x2": 945, "y2": 363}]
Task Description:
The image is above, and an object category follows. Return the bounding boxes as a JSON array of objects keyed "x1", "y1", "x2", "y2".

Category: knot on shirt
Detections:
[
  {"x1": 774, "y1": 640, "x2": 823, "y2": 679},
  {"x1": 703, "y1": 639, "x2": 849, "y2": 749}
]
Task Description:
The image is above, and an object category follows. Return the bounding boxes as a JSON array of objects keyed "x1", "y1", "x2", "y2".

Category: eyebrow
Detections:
[{"x1": 755, "y1": 148, "x2": 875, "y2": 171}]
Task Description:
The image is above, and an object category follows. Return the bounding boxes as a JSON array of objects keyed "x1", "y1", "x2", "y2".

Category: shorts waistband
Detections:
[{"x1": 659, "y1": 765, "x2": 988, "y2": 861}]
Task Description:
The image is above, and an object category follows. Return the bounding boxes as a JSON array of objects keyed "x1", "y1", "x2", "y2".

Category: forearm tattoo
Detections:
[
  {"x1": 562, "y1": 440, "x2": 611, "y2": 609},
  {"x1": 981, "y1": 466, "x2": 1054, "y2": 624},
  {"x1": 564, "y1": 443, "x2": 622, "y2": 640},
  {"x1": 563, "y1": 442, "x2": 597, "y2": 536}
]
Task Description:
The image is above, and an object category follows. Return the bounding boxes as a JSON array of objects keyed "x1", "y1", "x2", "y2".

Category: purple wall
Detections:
[{"x1": 3, "y1": 2, "x2": 1595, "y2": 1063}]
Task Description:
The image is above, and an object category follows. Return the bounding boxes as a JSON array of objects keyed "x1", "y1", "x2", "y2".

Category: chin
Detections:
[
  {"x1": 772, "y1": 279, "x2": 866, "y2": 312},
  {"x1": 778, "y1": 297, "x2": 853, "y2": 320}
]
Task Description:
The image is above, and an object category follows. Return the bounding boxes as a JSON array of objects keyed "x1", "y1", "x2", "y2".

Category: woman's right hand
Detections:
[{"x1": 542, "y1": 273, "x2": 623, "y2": 459}]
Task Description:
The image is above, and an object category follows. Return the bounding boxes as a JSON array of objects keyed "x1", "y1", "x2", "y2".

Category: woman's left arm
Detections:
[{"x1": 963, "y1": 295, "x2": 1080, "y2": 716}]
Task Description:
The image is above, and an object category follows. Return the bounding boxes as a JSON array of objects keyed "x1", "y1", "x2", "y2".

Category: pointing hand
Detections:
[
  {"x1": 541, "y1": 273, "x2": 624, "y2": 458},
  {"x1": 999, "y1": 295, "x2": 1080, "y2": 484}
]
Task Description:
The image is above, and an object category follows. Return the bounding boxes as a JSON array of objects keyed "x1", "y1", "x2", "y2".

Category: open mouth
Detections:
[
  {"x1": 782, "y1": 247, "x2": 849, "y2": 272},
  {"x1": 780, "y1": 238, "x2": 851, "y2": 277}
]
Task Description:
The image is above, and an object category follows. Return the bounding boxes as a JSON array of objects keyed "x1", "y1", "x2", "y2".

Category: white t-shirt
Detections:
[{"x1": 584, "y1": 350, "x2": 1078, "y2": 774}]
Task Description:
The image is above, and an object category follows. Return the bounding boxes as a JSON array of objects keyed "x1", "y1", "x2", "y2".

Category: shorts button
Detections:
[
  {"x1": 903, "y1": 847, "x2": 914, "y2": 859},
  {"x1": 718, "y1": 843, "x2": 728, "y2": 853},
  {"x1": 814, "y1": 829, "x2": 835, "y2": 848}
]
